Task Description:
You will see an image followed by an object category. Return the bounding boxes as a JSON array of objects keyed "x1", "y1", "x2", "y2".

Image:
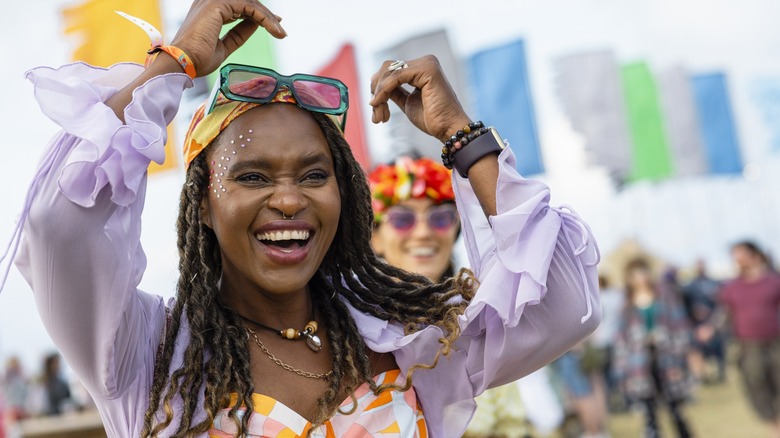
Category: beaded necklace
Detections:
[{"x1": 239, "y1": 313, "x2": 323, "y2": 352}]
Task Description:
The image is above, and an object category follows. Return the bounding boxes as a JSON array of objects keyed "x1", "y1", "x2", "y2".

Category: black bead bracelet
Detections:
[{"x1": 441, "y1": 121, "x2": 487, "y2": 169}]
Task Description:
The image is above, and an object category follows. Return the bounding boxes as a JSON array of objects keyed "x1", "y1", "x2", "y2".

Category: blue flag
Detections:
[
  {"x1": 691, "y1": 73, "x2": 743, "y2": 174},
  {"x1": 468, "y1": 40, "x2": 543, "y2": 175}
]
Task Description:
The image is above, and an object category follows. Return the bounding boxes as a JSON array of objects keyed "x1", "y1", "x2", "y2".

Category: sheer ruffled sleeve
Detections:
[
  {"x1": 353, "y1": 147, "x2": 601, "y2": 437},
  {"x1": 453, "y1": 147, "x2": 601, "y2": 389},
  {"x1": 4, "y1": 62, "x2": 192, "y2": 400}
]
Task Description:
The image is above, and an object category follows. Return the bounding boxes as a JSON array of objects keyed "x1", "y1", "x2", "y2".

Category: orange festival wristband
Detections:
[{"x1": 146, "y1": 45, "x2": 197, "y2": 79}]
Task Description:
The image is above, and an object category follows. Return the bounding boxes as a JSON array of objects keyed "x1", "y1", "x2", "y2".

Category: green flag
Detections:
[
  {"x1": 207, "y1": 21, "x2": 276, "y2": 88},
  {"x1": 621, "y1": 62, "x2": 674, "y2": 181}
]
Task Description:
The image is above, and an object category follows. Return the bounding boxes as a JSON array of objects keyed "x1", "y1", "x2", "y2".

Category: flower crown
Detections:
[{"x1": 368, "y1": 156, "x2": 455, "y2": 221}]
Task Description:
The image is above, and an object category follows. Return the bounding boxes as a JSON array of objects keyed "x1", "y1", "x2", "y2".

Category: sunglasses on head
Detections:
[
  {"x1": 205, "y1": 64, "x2": 349, "y2": 130},
  {"x1": 383, "y1": 204, "x2": 459, "y2": 234}
]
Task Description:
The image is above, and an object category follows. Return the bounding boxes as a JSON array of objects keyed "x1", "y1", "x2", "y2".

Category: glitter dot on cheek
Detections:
[{"x1": 248, "y1": 129, "x2": 253, "y2": 134}]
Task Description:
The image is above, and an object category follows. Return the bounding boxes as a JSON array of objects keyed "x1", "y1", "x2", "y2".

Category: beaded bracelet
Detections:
[
  {"x1": 146, "y1": 45, "x2": 197, "y2": 79},
  {"x1": 441, "y1": 121, "x2": 487, "y2": 169}
]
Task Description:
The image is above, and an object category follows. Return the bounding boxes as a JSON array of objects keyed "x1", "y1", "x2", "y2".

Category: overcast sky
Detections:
[{"x1": 1, "y1": 0, "x2": 779, "y2": 372}]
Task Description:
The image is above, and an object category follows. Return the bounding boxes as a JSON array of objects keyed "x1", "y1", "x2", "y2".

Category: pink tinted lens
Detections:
[
  {"x1": 428, "y1": 206, "x2": 457, "y2": 231},
  {"x1": 386, "y1": 209, "x2": 416, "y2": 232},
  {"x1": 292, "y1": 80, "x2": 342, "y2": 109},
  {"x1": 228, "y1": 71, "x2": 277, "y2": 99}
]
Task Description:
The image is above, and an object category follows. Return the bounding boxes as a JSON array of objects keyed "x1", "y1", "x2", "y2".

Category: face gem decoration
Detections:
[{"x1": 211, "y1": 129, "x2": 253, "y2": 201}]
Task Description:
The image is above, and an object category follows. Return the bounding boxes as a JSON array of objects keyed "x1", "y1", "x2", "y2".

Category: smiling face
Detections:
[
  {"x1": 200, "y1": 104, "x2": 341, "y2": 301},
  {"x1": 371, "y1": 197, "x2": 458, "y2": 282}
]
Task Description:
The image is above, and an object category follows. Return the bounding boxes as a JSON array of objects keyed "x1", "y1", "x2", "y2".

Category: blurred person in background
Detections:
[
  {"x1": 1, "y1": 357, "x2": 27, "y2": 423},
  {"x1": 552, "y1": 344, "x2": 609, "y2": 438},
  {"x1": 613, "y1": 259, "x2": 693, "y2": 438},
  {"x1": 369, "y1": 156, "x2": 531, "y2": 438},
  {"x1": 0, "y1": 399, "x2": 5, "y2": 438},
  {"x1": 369, "y1": 155, "x2": 459, "y2": 283},
  {"x1": 41, "y1": 353, "x2": 74, "y2": 416},
  {"x1": 0, "y1": 388, "x2": 5, "y2": 438},
  {"x1": 717, "y1": 241, "x2": 780, "y2": 437},
  {"x1": 681, "y1": 260, "x2": 725, "y2": 384}
]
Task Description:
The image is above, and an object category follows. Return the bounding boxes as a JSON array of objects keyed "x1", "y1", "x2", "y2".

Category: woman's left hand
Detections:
[{"x1": 369, "y1": 56, "x2": 471, "y2": 143}]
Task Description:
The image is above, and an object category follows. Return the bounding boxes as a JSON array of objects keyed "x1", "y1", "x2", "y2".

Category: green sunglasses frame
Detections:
[{"x1": 205, "y1": 63, "x2": 349, "y2": 130}]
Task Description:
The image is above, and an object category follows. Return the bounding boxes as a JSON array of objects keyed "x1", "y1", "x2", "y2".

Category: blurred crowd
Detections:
[
  {"x1": 0, "y1": 352, "x2": 95, "y2": 437},
  {"x1": 532, "y1": 240, "x2": 780, "y2": 438}
]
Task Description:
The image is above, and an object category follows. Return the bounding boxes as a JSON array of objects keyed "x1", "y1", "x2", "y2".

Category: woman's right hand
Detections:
[
  {"x1": 169, "y1": 0, "x2": 286, "y2": 77},
  {"x1": 107, "y1": 0, "x2": 285, "y2": 121}
]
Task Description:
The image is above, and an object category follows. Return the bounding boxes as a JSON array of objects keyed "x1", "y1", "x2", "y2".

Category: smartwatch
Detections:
[{"x1": 453, "y1": 127, "x2": 506, "y2": 178}]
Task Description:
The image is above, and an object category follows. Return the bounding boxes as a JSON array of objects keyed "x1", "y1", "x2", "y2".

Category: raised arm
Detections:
[
  {"x1": 368, "y1": 55, "x2": 601, "y2": 390},
  {"x1": 369, "y1": 55, "x2": 499, "y2": 216},
  {"x1": 6, "y1": 0, "x2": 287, "y2": 399}
]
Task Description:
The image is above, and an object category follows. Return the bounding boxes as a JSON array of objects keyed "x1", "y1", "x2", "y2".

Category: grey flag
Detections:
[
  {"x1": 376, "y1": 29, "x2": 469, "y2": 162},
  {"x1": 658, "y1": 66, "x2": 707, "y2": 177},
  {"x1": 554, "y1": 50, "x2": 632, "y2": 183}
]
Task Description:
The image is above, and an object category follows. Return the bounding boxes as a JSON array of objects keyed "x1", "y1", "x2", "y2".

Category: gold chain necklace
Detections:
[{"x1": 247, "y1": 328, "x2": 332, "y2": 380}]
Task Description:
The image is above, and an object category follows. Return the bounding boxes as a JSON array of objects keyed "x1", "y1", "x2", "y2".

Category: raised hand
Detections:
[
  {"x1": 369, "y1": 56, "x2": 471, "y2": 143},
  {"x1": 169, "y1": 0, "x2": 286, "y2": 77}
]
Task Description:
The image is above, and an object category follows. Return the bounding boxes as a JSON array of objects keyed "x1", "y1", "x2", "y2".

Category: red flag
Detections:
[{"x1": 317, "y1": 44, "x2": 371, "y2": 169}]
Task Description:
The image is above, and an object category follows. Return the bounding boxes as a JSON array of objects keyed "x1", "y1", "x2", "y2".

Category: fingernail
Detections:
[{"x1": 276, "y1": 23, "x2": 287, "y2": 37}]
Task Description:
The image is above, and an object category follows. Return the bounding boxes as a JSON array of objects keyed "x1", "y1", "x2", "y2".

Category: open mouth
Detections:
[{"x1": 256, "y1": 230, "x2": 313, "y2": 253}]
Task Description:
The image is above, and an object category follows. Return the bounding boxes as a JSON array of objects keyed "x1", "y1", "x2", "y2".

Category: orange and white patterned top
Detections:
[{"x1": 208, "y1": 369, "x2": 428, "y2": 438}]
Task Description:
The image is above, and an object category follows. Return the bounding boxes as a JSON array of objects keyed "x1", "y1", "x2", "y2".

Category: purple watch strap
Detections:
[{"x1": 452, "y1": 128, "x2": 503, "y2": 178}]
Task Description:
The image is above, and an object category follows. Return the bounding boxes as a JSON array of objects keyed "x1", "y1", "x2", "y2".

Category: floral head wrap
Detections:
[{"x1": 368, "y1": 156, "x2": 455, "y2": 222}]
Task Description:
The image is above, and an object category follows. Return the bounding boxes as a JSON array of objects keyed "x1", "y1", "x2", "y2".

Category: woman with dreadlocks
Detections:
[{"x1": 3, "y1": 0, "x2": 600, "y2": 436}]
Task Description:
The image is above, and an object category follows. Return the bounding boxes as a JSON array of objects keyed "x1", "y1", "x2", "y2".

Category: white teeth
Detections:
[
  {"x1": 408, "y1": 247, "x2": 436, "y2": 257},
  {"x1": 256, "y1": 230, "x2": 310, "y2": 241}
]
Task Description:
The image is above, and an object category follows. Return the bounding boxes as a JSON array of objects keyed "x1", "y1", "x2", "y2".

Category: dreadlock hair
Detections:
[{"x1": 139, "y1": 110, "x2": 477, "y2": 437}]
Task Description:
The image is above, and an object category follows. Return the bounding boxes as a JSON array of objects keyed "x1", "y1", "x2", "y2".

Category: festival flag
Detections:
[
  {"x1": 691, "y1": 73, "x2": 743, "y2": 174},
  {"x1": 468, "y1": 39, "x2": 543, "y2": 176},
  {"x1": 62, "y1": 0, "x2": 176, "y2": 174},
  {"x1": 750, "y1": 77, "x2": 780, "y2": 154},
  {"x1": 657, "y1": 67, "x2": 707, "y2": 177},
  {"x1": 621, "y1": 62, "x2": 674, "y2": 181},
  {"x1": 555, "y1": 51, "x2": 632, "y2": 182},
  {"x1": 377, "y1": 29, "x2": 468, "y2": 160},
  {"x1": 317, "y1": 44, "x2": 371, "y2": 169},
  {"x1": 750, "y1": 76, "x2": 780, "y2": 153},
  {"x1": 221, "y1": 21, "x2": 276, "y2": 69}
]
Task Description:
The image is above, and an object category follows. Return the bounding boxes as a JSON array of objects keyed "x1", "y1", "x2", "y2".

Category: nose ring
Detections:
[{"x1": 281, "y1": 212, "x2": 295, "y2": 220}]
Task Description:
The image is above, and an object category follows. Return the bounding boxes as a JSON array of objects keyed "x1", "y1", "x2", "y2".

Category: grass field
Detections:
[{"x1": 607, "y1": 366, "x2": 771, "y2": 437}]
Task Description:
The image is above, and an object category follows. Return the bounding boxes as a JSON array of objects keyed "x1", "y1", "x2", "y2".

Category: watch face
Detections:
[{"x1": 490, "y1": 128, "x2": 506, "y2": 149}]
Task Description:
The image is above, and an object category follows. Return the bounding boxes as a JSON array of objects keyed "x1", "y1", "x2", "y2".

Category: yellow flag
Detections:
[{"x1": 62, "y1": 0, "x2": 178, "y2": 174}]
